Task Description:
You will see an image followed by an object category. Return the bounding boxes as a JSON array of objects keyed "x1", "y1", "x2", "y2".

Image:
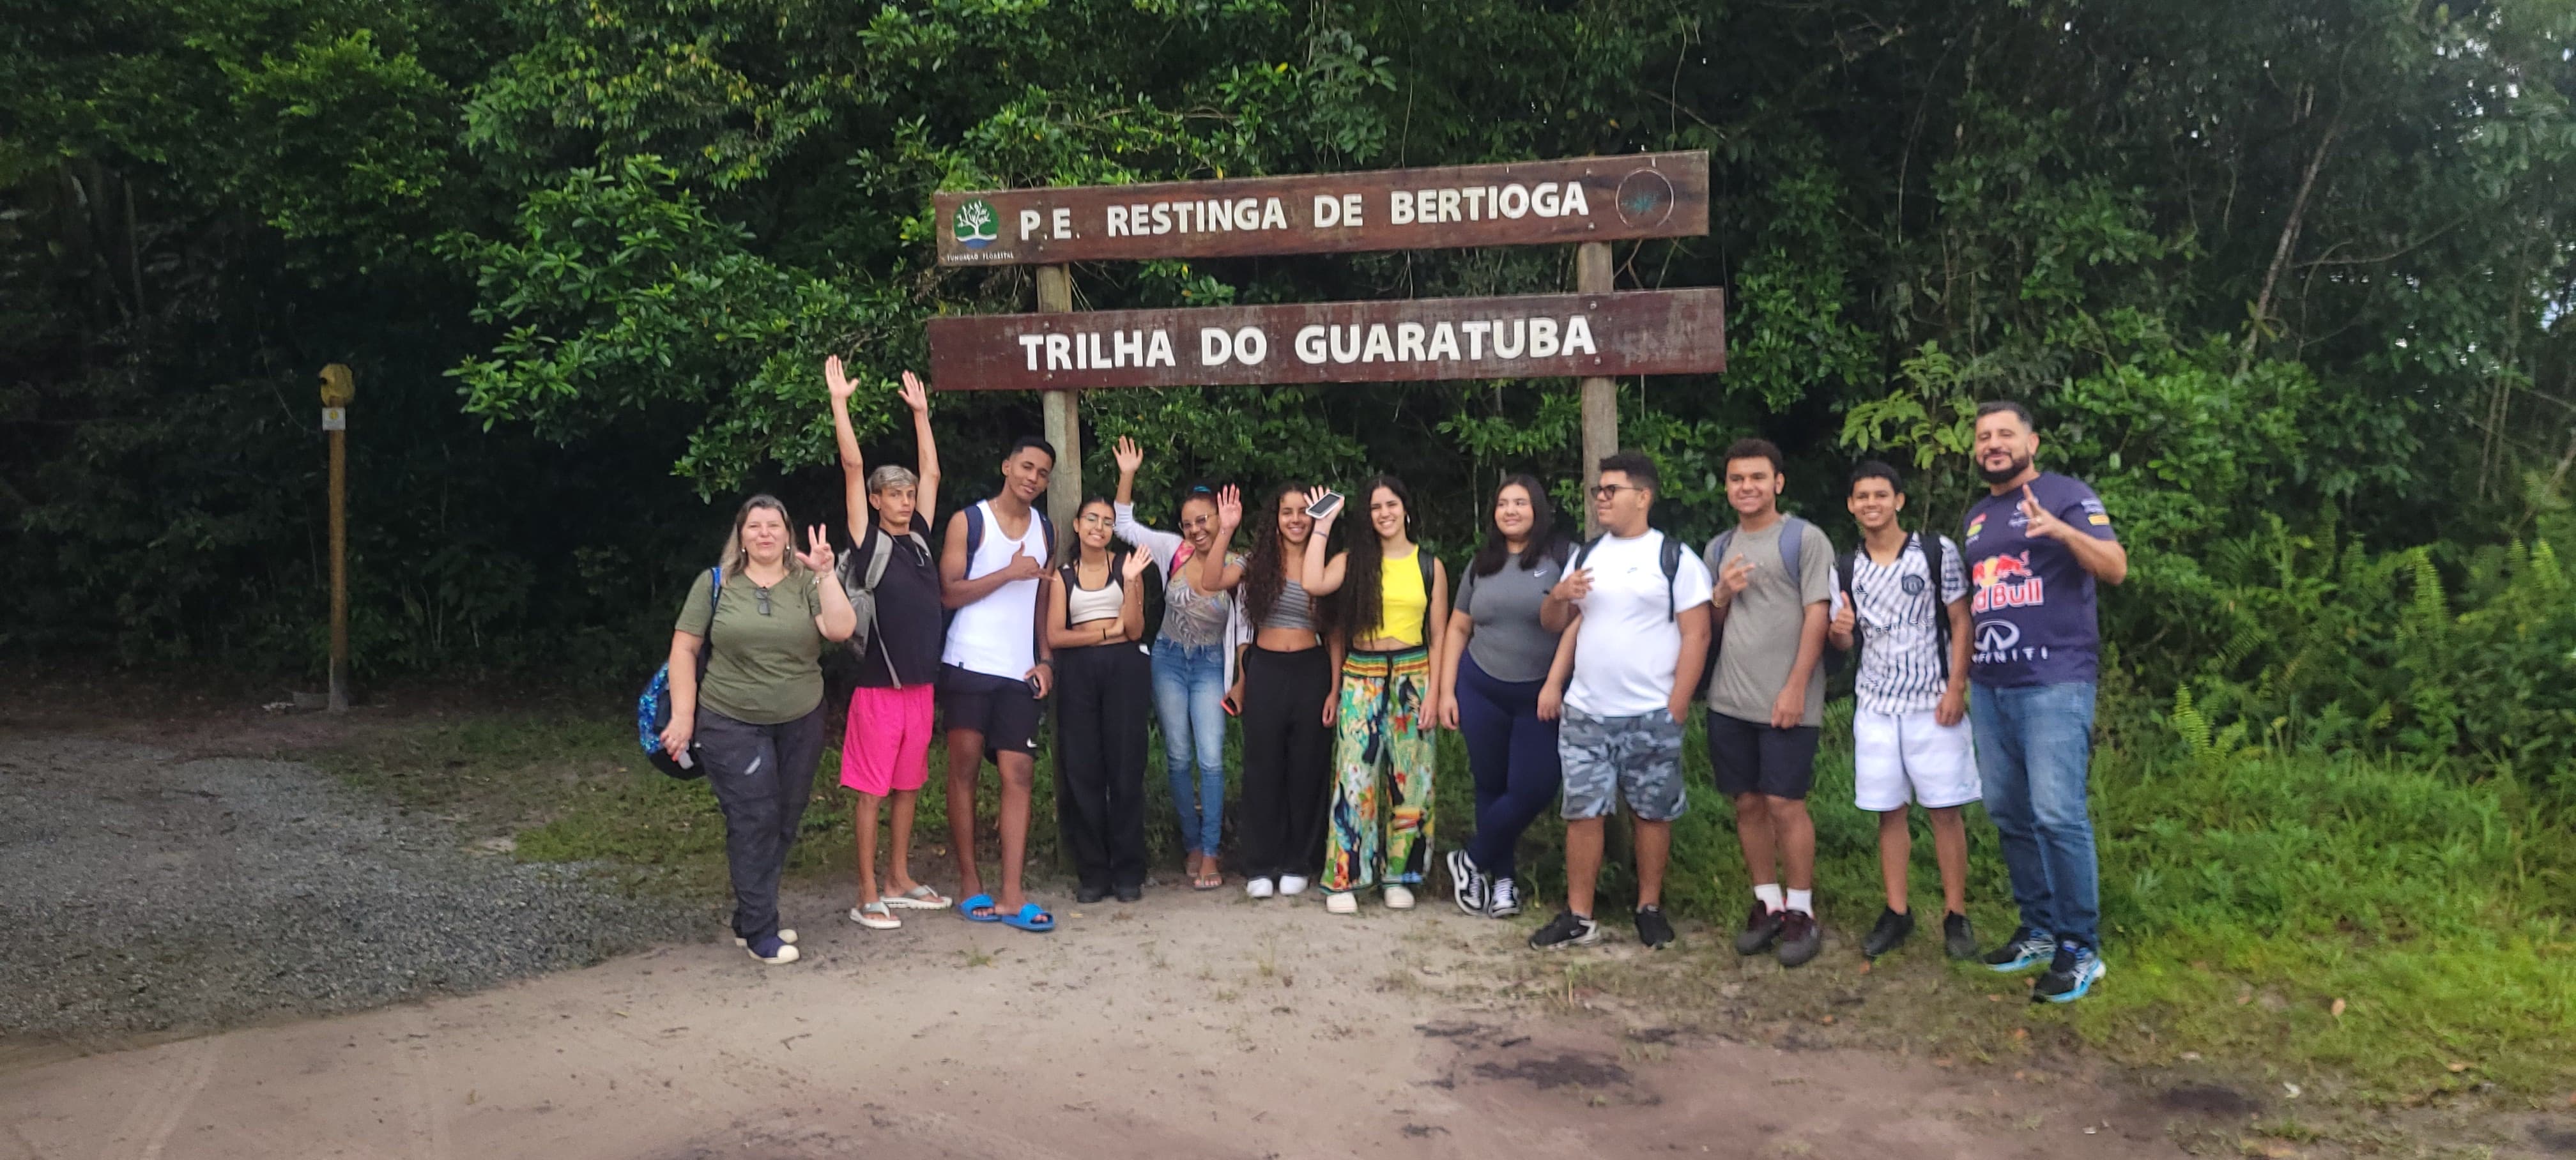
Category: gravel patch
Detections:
[{"x1": 0, "y1": 735, "x2": 707, "y2": 1039}]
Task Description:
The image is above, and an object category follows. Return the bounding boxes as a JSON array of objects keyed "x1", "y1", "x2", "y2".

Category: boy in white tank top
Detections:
[{"x1": 937, "y1": 435, "x2": 1059, "y2": 931}]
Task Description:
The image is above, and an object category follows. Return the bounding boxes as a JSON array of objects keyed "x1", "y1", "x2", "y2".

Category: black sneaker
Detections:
[
  {"x1": 1446, "y1": 849, "x2": 1488, "y2": 916},
  {"x1": 1114, "y1": 883, "x2": 1143, "y2": 903},
  {"x1": 1775, "y1": 910, "x2": 1822, "y2": 968},
  {"x1": 1528, "y1": 910, "x2": 1602, "y2": 950},
  {"x1": 2032, "y1": 942, "x2": 2107, "y2": 1003},
  {"x1": 1486, "y1": 876, "x2": 1522, "y2": 919},
  {"x1": 1075, "y1": 883, "x2": 1109, "y2": 904},
  {"x1": 1981, "y1": 925, "x2": 2057, "y2": 973},
  {"x1": 1860, "y1": 907, "x2": 1914, "y2": 959},
  {"x1": 1635, "y1": 905, "x2": 1676, "y2": 950},
  {"x1": 1942, "y1": 912, "x2": 1978, "y2": 960},
  {"x1": 1733, "y1": 901, "x2": 1784, "y2": 956}
]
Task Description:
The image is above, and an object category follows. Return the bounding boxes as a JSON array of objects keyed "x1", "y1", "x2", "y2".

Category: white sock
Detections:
[
  {"x1": 1753, "y1": 883, "x2": 1784, "y2": 912},
  {"x1": 1786, "y1": 889, "x2": 1814, "y2": 916}
]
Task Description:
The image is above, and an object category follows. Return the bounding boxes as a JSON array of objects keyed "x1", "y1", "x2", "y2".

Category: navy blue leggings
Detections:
[{"x1": 1455, "y1": 651, "x2": 1562, "y2": 880}]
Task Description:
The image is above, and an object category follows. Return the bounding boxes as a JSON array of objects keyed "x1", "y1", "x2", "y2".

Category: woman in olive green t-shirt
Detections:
[{"x1": 656, "y1": 494, "x2": 858, "y2": 965}]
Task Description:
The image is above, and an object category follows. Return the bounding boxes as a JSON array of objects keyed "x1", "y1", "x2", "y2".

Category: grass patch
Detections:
[{"x1": 302, "y1": 691, "x2": 2575, "y2": 1104}]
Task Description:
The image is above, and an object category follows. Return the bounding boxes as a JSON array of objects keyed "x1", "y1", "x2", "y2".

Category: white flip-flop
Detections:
[
  {"x1": 849, "y1": 902, "x2": 901, "y2": 930},
  {"x1": 880, "y1": 884, "x2": 953, "y2": 910}
]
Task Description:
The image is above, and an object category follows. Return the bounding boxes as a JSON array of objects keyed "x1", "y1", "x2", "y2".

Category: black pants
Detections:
[
  {"x1": 695, "y1": 704, "x2": 825, "y2": 943},
  {"x1": 1055, "y1": 642, "x2": 1152, "y2": 891},
  {"x1": 1238, "y1": 645, "x2": 1333, "y2": 880}
]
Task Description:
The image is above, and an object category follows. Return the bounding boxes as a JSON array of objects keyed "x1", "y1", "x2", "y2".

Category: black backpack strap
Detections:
[
  {"x1": 1835, "y1": 546, "x2": 1860, "y2": 657},
  {"x1": 1657, "y1": 535, "x2": 1682, "y2": 621},
  {"x1": 963, "y1": 502, "x2": 986, "y2": 560},
  {"x1": 1572, "y1": 533, "x2": 1604, "y2": 570},
  {"x1": 1418, "y1": 548, "x2": 1436, "y2": 638},
  {"x1": 1924, "y1": 531, "x2": 1951, "y2": 683}
]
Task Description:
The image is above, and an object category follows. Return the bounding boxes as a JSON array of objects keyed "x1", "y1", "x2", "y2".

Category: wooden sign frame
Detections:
[{"x1": 934, "y1": 152, "x2": 1709, "y2": 266}]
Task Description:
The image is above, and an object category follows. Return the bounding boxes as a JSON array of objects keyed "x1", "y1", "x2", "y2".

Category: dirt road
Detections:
[{"x1": 4, "y1": 880, "x2": 2205, "y2": 1159}]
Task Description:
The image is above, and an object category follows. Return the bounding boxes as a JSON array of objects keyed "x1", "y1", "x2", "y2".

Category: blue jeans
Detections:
[
  {"x1": 1152, "y1": 637, "x2": 1229, "y2": 855},
  {"x1": 1970, "y1": 682, "x2": 2101, "y2": 949}
]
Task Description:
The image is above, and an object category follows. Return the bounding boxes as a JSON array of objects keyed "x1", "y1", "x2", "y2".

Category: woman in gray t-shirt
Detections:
[{"x1": 1432, "y1": 475, "x2": 1578, "y2": 921}]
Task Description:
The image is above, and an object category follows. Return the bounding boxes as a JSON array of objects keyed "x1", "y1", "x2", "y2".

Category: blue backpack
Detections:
[{"x1": 636, "y1": 567, "x2": 721, "y2": 780}]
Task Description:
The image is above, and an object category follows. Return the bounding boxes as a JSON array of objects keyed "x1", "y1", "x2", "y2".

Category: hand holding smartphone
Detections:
[{"x1": 1304, "y1": 489, "x2": 1344, "y2": 521}]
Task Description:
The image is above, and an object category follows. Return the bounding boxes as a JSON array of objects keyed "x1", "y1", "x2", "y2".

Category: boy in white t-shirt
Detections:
[
  {"x1": 1528, "y1": 452, "x2": 1713, "y2": 950},
  {"x1": 1829, "y1": 461, "x2": 1978, "y2": 961}
]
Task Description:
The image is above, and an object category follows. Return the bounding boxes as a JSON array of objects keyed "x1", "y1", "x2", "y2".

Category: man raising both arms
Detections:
[
  {"x1": 1528, "y1": 452, "x2": 1712, "y2": 950},
  {"x1": 939, "y1": 435, "x2": 1060, "y2": 933},
  {"x1": 1963, "y1": 401, "x2": 2126, "y2": 1003}
]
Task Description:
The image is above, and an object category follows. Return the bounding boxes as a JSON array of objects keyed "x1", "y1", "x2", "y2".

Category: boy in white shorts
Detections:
[{"x1": 1829, "y1": 462, "x2": 1979, "y2": 959}]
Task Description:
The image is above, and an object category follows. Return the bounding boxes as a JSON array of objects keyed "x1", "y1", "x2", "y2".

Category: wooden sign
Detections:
[
  {"x1": 933, "y1": 153, "x2": 1708, "y2": 266},
  {"x1": 925, "y1": 289, "x2": 1724, "y2": 391}
]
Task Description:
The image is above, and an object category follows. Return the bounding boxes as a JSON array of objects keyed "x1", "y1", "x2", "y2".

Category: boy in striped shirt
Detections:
[{"x1": 1828, "y1": 462, "x2": 1979, "y2": 960}]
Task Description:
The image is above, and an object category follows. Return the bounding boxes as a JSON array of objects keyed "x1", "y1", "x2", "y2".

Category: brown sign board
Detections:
[
  {"x1": 933, "y1": 152, "x2": 1708, "y2": 266},
  {"x1": 925, "y1": 289, "x2": 1724, "y2": 392}
]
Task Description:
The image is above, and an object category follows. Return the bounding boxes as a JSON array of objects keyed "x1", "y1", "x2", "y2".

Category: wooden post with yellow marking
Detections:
[
  {"x1": 319, "y1": 364, "x2": 354, "y2": 712},
  {"x1": 1034, "y1": 266, "x2": 1082, "y2": 561}
]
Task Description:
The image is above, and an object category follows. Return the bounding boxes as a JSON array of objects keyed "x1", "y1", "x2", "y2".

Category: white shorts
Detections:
[{"x1": 1853, "y1": 706, "x2": 1979, "y2": 812}]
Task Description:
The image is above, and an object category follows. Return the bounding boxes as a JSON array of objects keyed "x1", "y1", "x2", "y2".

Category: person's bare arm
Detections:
[
  {"x1": 905, "y1": 371, "x2": 940, "y2": 529},
  {"x1": 1772, "y1": 600, "x2": 1827, "y2": 729},
  {"x1": 1434, "y1": 608, "x2": 1473, "y2": 730},
  {"x1": 940, "y1": 510, "x2": 1041, "y2": 609},
  {"x1": 1538, "y1": 613, "x2": 1580, "y2": 722},
  {"x1": 658, "y1": 629, "x2": 702, "y2": 758},
  {"x1": 2020, "y1": 484, "x2": 2127, "y2": 584},
  {"x1": 1298, "y1": 488, "x2": 1349, "y2": 595},
  {"x1": 827, "y1": 356, "x2": 870, "y2": 543},
  {"x1": 1043, "y1": 574, "x2": 1088, "y2": 651},
  {"x1": 1117, "y1": 549, "x2": 1149, "y2": 641},
  {"x1": 1420, "y1": 559, "x2": 1451, "y2": 724},
  {"x1": 1936, "y1": 595, "x2": 1972, "y2": 727},
  {"x1": 1670, "y1": 604, "x2": 1712, "y2": 726}
]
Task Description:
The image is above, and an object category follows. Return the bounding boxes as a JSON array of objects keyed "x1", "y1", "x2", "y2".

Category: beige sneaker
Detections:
[
  {"x1": 1324, "y1": 891, "x2": 1359, "y2": 915},
  {"x1": 1383, "y1": 885, "x2": 1416, "y2": 910}
]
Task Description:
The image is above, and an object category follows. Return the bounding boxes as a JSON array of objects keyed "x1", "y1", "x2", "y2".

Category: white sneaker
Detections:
[
  {"x1": 1487, "y1": 877, "x2": 1522, "y2": 919},
  {"x1": 1383, "y1": 885, "x2": 1416, "y2": 910},
  {"x1": 1278, "y1": 875, "x2": 1309, "y2": 897},
  {"x1": 733, "y1": 929, "x2": 798, "y2": 947},
  {"x1": 743, "y1": 936, "x2": 799, "y2": 965},
  {"x1": 1324, "y1": 891, "x2": 1359, "y2": 915},
  {"x1": 1246, "y1": 877, "x2": 1277, "y2": 899}
]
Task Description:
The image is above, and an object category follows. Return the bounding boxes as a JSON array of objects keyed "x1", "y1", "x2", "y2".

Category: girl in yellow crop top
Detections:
[{"x1": 1296, "y1": 475, "x2": 1450, "y2": 913}]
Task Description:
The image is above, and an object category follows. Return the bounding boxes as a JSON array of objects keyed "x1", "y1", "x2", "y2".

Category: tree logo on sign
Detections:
[{"x1": 953, "y1": 199, "x2": 1000, "y2": 249}]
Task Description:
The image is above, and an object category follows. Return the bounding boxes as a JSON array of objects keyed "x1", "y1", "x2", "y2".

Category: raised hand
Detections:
[
  {"x1": 1715, "y1": 556, "x2": 1754, "y2": 604},
  {"x1": 2018, "y1": 484, "x2": 2067, "y2": 542},
  {"x1": 1547, "y1": 567, "x2": 1593, "y2": 604},
  {"x1": 824, "y1": 355, "x2": 857, "y2": 402},
  {"x1": 794, "y1": 524, "x2": 838, "y2": 575},
  {"x1": 898, "y1": 370, "x2": 929, "y2": 413},
  {"x1": 1828, "y1": 594, "x2": 1857, "y2": 649},
  {"x1": 1304, "y1": 486, "x2": 1340, "y2": 528},
  {"x1": 1215, "y1": 484, "x2": 1243, "y2": 531},
  {"x1": 1121, "y1": 546, "x2": 1151, "y2": 582},
  {"x1": 1001, "y1": 542, "x2": 1044, "y2": 581},
  {"x1": 1113, "y1": 435, "x2": 1144, "y2": 477}
]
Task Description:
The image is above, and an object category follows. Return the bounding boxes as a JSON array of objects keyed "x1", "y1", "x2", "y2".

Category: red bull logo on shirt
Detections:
[{"x1": 1970, "y1": 550, "x2": 2044, "y2": 613}]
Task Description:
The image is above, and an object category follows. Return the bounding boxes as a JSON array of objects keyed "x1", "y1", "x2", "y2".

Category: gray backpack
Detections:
[{"x1": 838, "y1": 524, "x2": 928, "y2": 676}]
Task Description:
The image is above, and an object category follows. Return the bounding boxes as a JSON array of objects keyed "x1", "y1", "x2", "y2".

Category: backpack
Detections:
[
  {"x1": 839, "y1": 521, "x2": 930, "y2": 680},
  {"x1": 1571, "y1": 531, "x2": 1685, "y2": 620},
  {"x1": 1700, "y1": 515, "x2": 1846, "y2": 696},
  {"x1": 1834, "y1": 531, "x2": 1951, "y2": 684},
  {"x1": 636, "y1": 567, "x2": 722, "y2": 781}
]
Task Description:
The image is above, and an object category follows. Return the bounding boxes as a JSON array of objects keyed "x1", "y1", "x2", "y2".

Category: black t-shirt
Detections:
[{"x1": 856, "y1": 516, "x2": 946, "y2": 688}]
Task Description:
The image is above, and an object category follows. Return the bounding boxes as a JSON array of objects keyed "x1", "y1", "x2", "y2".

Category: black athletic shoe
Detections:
[
  {"x1": 1528, "y1": 910, "x2": 1602, "y2": 950},
  {"x1": 1635, "y1": 905, "x2": 1676, "y2": 950},
  {"x1": 2032, "y1": 942, "x2": 2107, "y2": 1004},
  {"x1": 1860, "y1": 907, "x2": 1914, "y2": 959},
  {"x1": 1733, "y1": 902, "x2": 1784, "y2": 956},
  {"x1": 1775, "y1": 910, "x2": 1823, "y2": 968},
  {"x1": 1981, "y1": 925, "x2": 2057, "y2": 973},
  {"x1": 1485, "y1": 876, "x2": 1523, "y2": 919},
  {"x1": 1446, "y1": 849, "x2": 1488, "y2": 915},
  {"x1": 1942, "y1": 912, "x2": 1979, "y2": 960},
  {"x1": 1075, "y1": 883, "x2": 1109, "y2": 904},
  {"x1": 1114, "y1": 883, "x2": 1143, "y2": 903}
]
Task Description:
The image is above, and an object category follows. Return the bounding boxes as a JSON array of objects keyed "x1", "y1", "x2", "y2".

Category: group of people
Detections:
[{"x1": 654, "y1": 362, "x2": 2124, "y2": 1005}]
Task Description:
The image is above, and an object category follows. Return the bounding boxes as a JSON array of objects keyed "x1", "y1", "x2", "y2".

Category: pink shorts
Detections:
[{"x1": 841, "y1": 684, "x2": 934, "y2": 797}]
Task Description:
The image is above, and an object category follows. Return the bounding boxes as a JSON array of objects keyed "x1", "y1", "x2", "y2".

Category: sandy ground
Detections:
[{"x1": 3, "y1": 880, "x2": 2211, "y2": 1160}]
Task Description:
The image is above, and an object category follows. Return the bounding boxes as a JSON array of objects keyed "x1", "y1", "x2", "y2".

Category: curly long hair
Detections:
[
  {"x1": 1335, "y1": 475, "x2": 1417, "y2": 644},
  {"x1": 1469, "y1": 473, "x2": 1573, "y2": 579},
  {"x1": 1241, "y1": 480, "x2": 1323, "y2": 632}
]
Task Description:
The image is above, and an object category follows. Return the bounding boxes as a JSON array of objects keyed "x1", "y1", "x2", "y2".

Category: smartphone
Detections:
[
  {"x1": 1304, "y1": 491, "x2": 1344, "y2": 521},
  {"x1": 1222, "y1": 692, "x2": 1241, "y2": 717}
]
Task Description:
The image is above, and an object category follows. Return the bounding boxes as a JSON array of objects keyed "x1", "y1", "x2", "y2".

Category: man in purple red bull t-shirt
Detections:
[{"x1": 1961, "y1": 400, "x2": 2126, "y2": 1004}]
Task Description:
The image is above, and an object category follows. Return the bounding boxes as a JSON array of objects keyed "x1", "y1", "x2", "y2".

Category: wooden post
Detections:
[
  {"x1": 319, "y1": 364, "x2": 355, "y2": 712},
  {"x1": 1034, "y1": 266, "x2": 1082, "y2": 560},
  {"x1": 1577, "y1": 242, "x2": 1618, "y2": 535}
]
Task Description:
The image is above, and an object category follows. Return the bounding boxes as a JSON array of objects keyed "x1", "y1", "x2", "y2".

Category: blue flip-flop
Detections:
[
  {"x1": 999, "y1": 903, "x2": 1055, "y2": 933},
  {"x1": 960, "y1": 893, "x2": 1004, "y2": 922}
]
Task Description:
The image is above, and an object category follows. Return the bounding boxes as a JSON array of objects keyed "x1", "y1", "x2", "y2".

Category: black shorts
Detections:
[
  {"x1": 1705, "y1": 710, "x2": 1822, "y2": 800},
  {"x1": 939, "y1": 664, "x2": 1041, "y2": 760}
]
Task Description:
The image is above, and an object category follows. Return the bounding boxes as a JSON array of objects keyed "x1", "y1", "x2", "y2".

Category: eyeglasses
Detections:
[
  {"x1": 1590, "y1": 484, "x2": 1647, "y2": 500},
  {"x1": 753, "y1": 584, "x2": 773, "y2": 616},
  {"x1": 1076, "y1": 513, "x2": 1114, "y2": 526}
]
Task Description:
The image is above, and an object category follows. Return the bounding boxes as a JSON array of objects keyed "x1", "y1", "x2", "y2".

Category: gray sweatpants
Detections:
[{"x1": 694, "y1": 705, "x2": 825, "y2": 943}]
